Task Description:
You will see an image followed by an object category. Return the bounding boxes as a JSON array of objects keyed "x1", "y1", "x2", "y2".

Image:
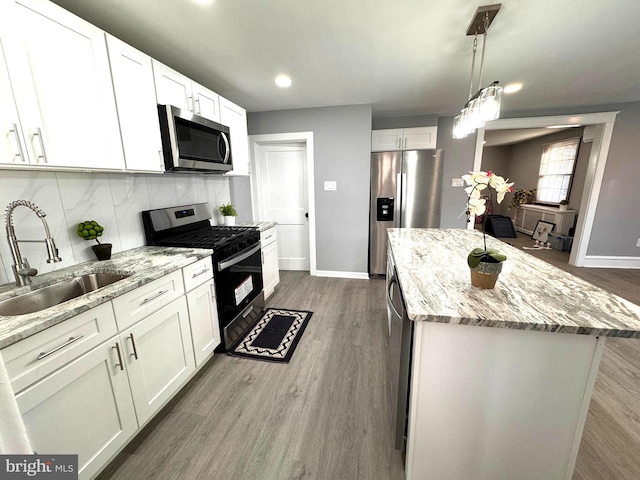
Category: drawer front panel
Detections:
[
  {"x1": 182, "y1": 257, "x2": 214, "y2": 292},
  {"x1": 112, "y1": 270, "x2": 184, "y2": 331},
  {"x1": 2, "y1": 302, "x2": 118, "y2": 392},
  {"x1": 260, "y1": 227, "x2": 277, "y2": 246}
]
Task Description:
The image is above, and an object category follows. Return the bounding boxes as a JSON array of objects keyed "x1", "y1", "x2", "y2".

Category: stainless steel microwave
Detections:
[{"x1": 157, "y1": 104, "x2": 232, "y2": 173}]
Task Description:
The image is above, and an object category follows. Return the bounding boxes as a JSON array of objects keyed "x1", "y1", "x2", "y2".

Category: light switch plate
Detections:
[
  {"x1": 324, "y1": 181, "x2": 337, "y2": 191},
  {"x1": 452, "y1": 178, "x2": 464, "y2": 187},
  {"x1": 636, "y1": 238, "x2": 640, "y2": 247}
]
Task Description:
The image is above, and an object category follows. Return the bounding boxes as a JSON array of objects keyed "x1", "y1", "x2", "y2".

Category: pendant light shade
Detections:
[{"x1": 453, "y1": 4, "x2": 503, "y2": 139}]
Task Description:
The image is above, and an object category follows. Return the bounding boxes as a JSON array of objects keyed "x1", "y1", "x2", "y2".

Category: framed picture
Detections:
[{"x1": 531, "y1": 220, "x2": 555, "y2": 243}]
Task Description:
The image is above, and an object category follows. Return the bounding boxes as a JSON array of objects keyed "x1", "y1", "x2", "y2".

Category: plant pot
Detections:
[
  {"x1": 558, "y1": 204, "x2": 568, "y2": 211},
  {"x1": 91, "y1": 243, "x2": 112, "y2": 261},
  {"x1": 470, "y1": 261, "x2": 503, "y2": 289},
  {"x1": 224, "y1": 216, "x2": 236, "y2": 226}
]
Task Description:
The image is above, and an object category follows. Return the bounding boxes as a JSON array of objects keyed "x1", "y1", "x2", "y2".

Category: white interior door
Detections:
[{"x1": 256, "y1": 143, "x2": 309, "y2": 271}]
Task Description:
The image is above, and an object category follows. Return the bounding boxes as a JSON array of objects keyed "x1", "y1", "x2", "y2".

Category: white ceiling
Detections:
[
  {"x1": 483, "y1": 127, "x2": 571, "y2": 147},
  {"x1": 50, "y1": 0, "x2": 640, "y2": 117}
]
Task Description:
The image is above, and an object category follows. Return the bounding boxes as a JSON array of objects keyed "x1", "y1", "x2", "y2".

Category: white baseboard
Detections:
[
  {"x1": 314, "y1": 270, "x2": 370, "y2": 280},
  {"x1": 580, "y1": 255, "x2": 640, "y2": 269}
]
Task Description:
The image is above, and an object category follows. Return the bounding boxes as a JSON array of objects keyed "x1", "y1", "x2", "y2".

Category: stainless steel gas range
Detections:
[{"x1": 142, "y1": 203, "x2": 264, "y2": 350}]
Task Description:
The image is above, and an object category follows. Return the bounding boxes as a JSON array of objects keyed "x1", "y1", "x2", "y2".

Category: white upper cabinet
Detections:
[
  {"x1": 106, "y1": 34, "x2": 164, "y2": 173},
  {"x1": 2, "y1": 0, "x2": 125, "y2": 170},
  {"x1": 371, "y1": 126, "x2": 438, "y2": 151},
  {"x1": 220, "y1": 96, "x2": 249, "y2": 176},
  {"x1": 152, "y1": 60, "x2": 221, "y2": 123}
]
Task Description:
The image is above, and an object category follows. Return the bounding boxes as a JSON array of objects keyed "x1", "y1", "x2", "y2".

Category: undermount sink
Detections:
[{"x1": 0, "y1": 273, "x2": 131, "y2": 316}]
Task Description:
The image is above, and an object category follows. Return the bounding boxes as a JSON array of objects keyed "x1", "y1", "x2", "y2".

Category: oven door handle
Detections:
[{"x1": 218, "y1": 242, "x2": 261, "y2": 271}]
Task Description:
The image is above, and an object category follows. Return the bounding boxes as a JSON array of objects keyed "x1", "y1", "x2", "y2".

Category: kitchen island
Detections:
[{"x1": 387, "y1": 228, "x2": 640, "y2": 480}]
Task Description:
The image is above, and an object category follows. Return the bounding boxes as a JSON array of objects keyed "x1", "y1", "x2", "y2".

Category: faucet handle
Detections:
[{"x1": 45, "y1": 237, "x2": 62, "y2": 263}]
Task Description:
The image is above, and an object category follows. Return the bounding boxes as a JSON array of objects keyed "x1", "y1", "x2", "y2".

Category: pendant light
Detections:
[{"x1": 453, "y1": 4, "x2": 503, "y2": 139}]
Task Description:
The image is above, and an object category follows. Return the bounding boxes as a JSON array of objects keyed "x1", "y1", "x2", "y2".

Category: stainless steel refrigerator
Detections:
[{"x1": 369, "y1": 149, "x2": 444, "y2": 276}]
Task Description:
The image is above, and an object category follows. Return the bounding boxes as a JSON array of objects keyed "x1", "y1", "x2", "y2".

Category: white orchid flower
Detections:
[
  {"x1": 467, "y1": 197, "x2": 487, "y2": 216},
  {"x1": 464, "y1": 185, "x2": 486, "y2": 198},
  {"x1": 495, "y1": 181, "x2": 515, "y2": 204},
  {"x1": 462, "y1": 171, "x2": 490, "y2": 186}
]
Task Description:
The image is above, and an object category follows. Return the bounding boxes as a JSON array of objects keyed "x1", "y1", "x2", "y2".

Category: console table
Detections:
[{"x1": 513, "y1": 204, "x2": 576, "y2": 236}]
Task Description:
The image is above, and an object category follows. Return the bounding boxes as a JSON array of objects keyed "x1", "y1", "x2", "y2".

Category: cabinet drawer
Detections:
[
  {"x1": 112, "y1": 270, "x2": 184, "y2": 331},
  {"x1": 1, "y1": 302, "x2": 118, "y2": 393},
  {"x1": 260, "y1": 227, "x2": 277, "y2": 246},
  {"x1": 182, "y1": 257, "x2": 213, "y2": 292}
]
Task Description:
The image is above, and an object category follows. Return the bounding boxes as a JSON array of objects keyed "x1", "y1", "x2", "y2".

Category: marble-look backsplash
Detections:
[{"x1": 0, "y1": 170, "x2": 230, "y2": 286}]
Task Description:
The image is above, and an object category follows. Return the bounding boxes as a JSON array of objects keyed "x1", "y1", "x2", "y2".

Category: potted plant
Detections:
[
  {"x1": 508, "y1": 188, "x2": 536, "y2": 212},
  {"x1": 462, "y1": 171, "x2": 514, "y2": 289},
  {"x1": 219, "y1": 204, "x2": 238, "y2": 226},
  {"x1": 558, "y1": 199, "x2": 569, "y2": 211},
  {"x1": 77, "y1": 220, "x2": 112, "y2": 261}
]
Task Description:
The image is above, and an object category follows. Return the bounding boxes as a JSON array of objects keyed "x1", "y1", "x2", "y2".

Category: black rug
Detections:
[{"x1": 229, "y1": 308, "x2": 313, "y2": 363}]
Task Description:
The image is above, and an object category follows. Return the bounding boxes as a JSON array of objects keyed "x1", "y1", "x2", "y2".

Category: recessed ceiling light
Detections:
[
  {"x1": 191, "y1": 0, "x2": 214, "y2": 5},
  {"x1": 275, "y1": 75, "x2": 292, "y2": 88},
  {"x1": 504, "y1": 83, "x2": 523, "y2": 94},
  {"x1": 547, "y1": 124, "x2": 581, "y2": 129}
]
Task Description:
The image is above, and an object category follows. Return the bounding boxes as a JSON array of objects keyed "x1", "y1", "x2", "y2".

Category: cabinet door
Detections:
[
  {"x1": 7, "y1": 0, "x2": 124, "y2": 170},
  {"x1": 152, "y1": 60, "x2": 193, "y2": 112},
  {"x1": 121, "y1": 297, "x2": 195, "y2": 426},
  {"x1": 371, "y1": 129, "x2": 403, "y2": 151},
  {"x1": 220, "y1": 96, "x2": 249, "y2": 176},
  {"x1": 192, "y1": 82, "x2": 220, "y2": 122},
  {"x1": 186, "y1": 280, "x2": 220, "y2": 366},
  {"x1": 16, "y1": 339, "x2": 137, "y2": 480},
  {"x1": 403, "y1": 126, "x2": 437, "y2": 150},
  {"x1": 262, "y1": 239, "x2": 280, "y2": 299},
  {"x1": 106, "y1": 34, "x2": 164, "y2": 173}
]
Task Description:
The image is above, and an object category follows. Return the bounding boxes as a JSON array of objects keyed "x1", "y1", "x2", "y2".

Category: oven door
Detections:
[{"x1": 215, "y1": 242, "x2": 264, "y2": 330}]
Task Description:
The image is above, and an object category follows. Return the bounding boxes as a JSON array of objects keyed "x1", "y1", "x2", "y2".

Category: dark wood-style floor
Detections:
[{"x1": 99, "y1": 234, "x2": 640, "y2": 480}]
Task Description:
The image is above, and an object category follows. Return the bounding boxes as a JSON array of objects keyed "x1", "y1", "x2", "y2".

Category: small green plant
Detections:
[
  {"x1": 559, "y1": 199, "x2": 569, "y2": 205},
  {"x1": 467, "y1": 248, "x2": 507, "y2": 268},
  {"x1": 219, "y1": 204, "x2": 237, "y2": 217},
  {"x1": 77, "y1": 220, "x2": 105, "y2": 244}
]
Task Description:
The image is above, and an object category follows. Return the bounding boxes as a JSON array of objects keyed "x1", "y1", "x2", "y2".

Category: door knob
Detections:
[{"x1": 305, "y1": 212, "x2": 309, "y2": 218}]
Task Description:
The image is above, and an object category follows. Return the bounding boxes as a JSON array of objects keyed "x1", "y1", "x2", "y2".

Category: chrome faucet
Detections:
[{"x1": 5, "y1": 200, "x2": 62, "y2": 286}]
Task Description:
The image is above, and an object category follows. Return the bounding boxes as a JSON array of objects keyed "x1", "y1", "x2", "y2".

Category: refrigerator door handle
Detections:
[
  {"x1": 399, "y1": 173, "x2": 408, "y2": 227},
  {"x1": 395, "y1": 173, "x2": 403, "y2": 228}
]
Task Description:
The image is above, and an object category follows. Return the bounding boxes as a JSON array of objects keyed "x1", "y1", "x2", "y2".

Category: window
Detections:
[{"x1": 536, "y1": 138, "x2": 579, "y2": 204}]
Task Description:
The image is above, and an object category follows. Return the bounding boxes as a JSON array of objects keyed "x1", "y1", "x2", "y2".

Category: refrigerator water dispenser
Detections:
[{"x1": 377, "y1": 198, "x2": 394, "y2": 221}]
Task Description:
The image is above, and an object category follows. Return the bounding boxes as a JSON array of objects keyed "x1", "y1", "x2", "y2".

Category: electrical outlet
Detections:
[
  {"x1": 636, "y1": 238, "x2": 640, "y2": 247},
  {"x1": 452, "y1": 178, "x2": 464, "y2": 187},
  {"x1": 324, "y1": 181, "x2": 337, "y2": 191}
]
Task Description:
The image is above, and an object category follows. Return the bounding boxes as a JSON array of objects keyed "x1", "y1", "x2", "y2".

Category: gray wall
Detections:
[
  {"x1": 435, "y1": 116, "x2": 478, "y2": 229},
  {"x1": 372, "y1": 114, "x2": 439, "y2": 130},
  {"x1": 503, "y1": 101, "x2": 640, "y2": 257},
  {"x1": 248, "y1": 104, "x2": 372, "y2": 273},
  {"x1": 482, "y1": 129, "x2": 591, "y2": 218}
]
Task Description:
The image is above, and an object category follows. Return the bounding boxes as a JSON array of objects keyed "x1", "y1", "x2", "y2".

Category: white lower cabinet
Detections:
[
  {"x1": 2, "y1": 260, "x2": 219, "y2": 480},
  {"x1": 15, "y1": 338, "x2": 137, "y2": 480},
  {"x1": 186, "y1": 280, "x2": 220, "y2": 367},
  {"x1": 261, "y1": 227, "x2": 280, "y2": 299},
  {"x1": 119, "y1": 296, "x2": 195, "y2": 426}
]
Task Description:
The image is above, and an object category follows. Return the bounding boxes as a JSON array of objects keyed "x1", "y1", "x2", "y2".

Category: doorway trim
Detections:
[
  {"x1": 472, "y1": 111, "x2": 619, "y2": 267},
  {"x1": 249, "y1": 132, "x2": 317, "y2": 275}
]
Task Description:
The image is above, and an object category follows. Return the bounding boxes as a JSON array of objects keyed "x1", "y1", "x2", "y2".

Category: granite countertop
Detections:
[
  {"x1": 0, "y1": 246, "x2": 212, "y2": 349},
  {"x1": 237, "y1": 220, "x2": 277, "y2": 232},
  {"x1": 388, "y1": 228, "x2": 640, "y2": 338}
]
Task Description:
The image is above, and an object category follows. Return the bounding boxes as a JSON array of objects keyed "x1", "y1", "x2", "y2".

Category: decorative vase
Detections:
[
  {"x1": 470, "y1": 261, "x2": 503, "y2": 289},
  {"x1": 558, "y1": 204, "x2": 568, "y2": 211},
  {"x1": 91, "y1": 243, "x2": 112, "y2": 261},
  {"x1": 224, "y1": 216, "x2": 236, "y2": 226}
]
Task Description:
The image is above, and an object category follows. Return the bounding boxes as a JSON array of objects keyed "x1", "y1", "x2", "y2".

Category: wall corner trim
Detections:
[
  {"x1": 314, "y1": 270, "x2": 370, "y2": 280},
  {"x1": 580, "y1": 255, "x2": 640, "y2": 269}
]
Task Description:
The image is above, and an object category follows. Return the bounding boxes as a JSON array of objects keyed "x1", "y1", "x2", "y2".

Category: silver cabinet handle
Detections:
[
  {"x1": 33, "y1": 128, "x2": 48, "y2": 164},
  {"x1": 192, "y1": 266, "x2": 210, "y2": 278},
  {"x1": 37, "y1": 335, "x2": 84, "y2": 360},
  {"x1": 404, "y1": 137, "x2": 407, "y2": 149},
  {"x1": 9, "y1": 124, "x2": 26, "y2": 163},
  {"x1": 158, "y1": 149, "x2": 163, "y2": 169},
  {"x1": 187, "y1": 95, "x2": 194, "y2": 112},
  {"x1": 141, "y1": 289, "x2": 169, "y2": 304},
  {"x1": 112, "y1": 342, "x2": 124, "y2": 371},
  {"x1": 194, "y1": 97, "x2": 201, "y2": 115},
  {"x1": 127, "y1": 334, "x2": 139, "y2": 360}
]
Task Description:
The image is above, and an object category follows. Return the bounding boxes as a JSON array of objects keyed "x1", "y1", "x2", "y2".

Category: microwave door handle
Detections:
[{"x1": 220, "y1": 132, "x2": 231, "y2": 164}]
